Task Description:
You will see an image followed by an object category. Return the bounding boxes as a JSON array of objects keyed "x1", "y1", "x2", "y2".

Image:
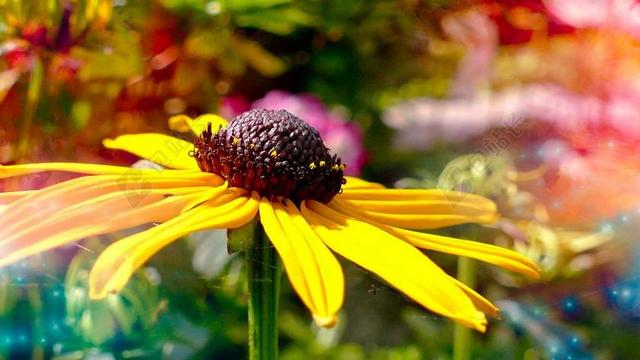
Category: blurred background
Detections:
[{"x1": 1, "y1": 0, "x2": 640, "y2": 358}]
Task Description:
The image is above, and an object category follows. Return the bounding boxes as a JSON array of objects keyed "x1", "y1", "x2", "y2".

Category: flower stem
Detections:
[
  {"x1": 453, "y1": 256, "x2": 476, "y2": 360},
  {"x1": 245, "y1": 223, "x2": 281, "y2": 360}
]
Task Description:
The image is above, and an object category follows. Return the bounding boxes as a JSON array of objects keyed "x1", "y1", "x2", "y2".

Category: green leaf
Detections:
[
  {"x1": 222, "y1": 0, "x2": 292, "y2": 12},
  {"x1": 235, "y1": 7, "x2": 316, "y2": 35},
  {"x1": 73, "y1": 29, "x2": 143, "y2": 81},
  {"x1": 71, "y1": 101, "x2": 91, "y2": 130},
  {"x1": 231, "y1": 35, "x2": 287, "y2": 77}
]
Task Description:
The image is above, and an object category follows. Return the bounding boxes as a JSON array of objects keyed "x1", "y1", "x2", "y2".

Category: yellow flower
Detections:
[{"x1": 0, "y1": 110, "x2": 539, "y2": 332}]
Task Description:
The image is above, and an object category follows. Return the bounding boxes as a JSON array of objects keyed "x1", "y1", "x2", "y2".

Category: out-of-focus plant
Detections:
[
  {"x1": 382, "y1": 0, "x2": 640, "y2": 226},
  {"x1": 0, "y1": 0, "x2": 113, "y2": 161},
  {"x1": 395, "y1": 152, "x2": 617, "y2": 358},
  {"x1": 399, "y1": 153, "x2": 613, "y2": 282},
  {"x1": 0, "y1": 0, "x2": 321, "y2": 164},
  {"x1": 498, "y1": 300, "x2": 593, "y2": 360},
  {"x1": 63, "y1": 239, "x2": 165, "y2": 351}
]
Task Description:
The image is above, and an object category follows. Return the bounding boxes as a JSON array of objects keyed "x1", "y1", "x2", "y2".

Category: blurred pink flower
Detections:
[
  {"x1": 219, "y1": 95, "x2": 251, "y2": 120},
  {"x1": 544, "y1": 0, "x2": 640, "y2": 38},
  {"x1": 442, "y1": 10, "x2": 498, "y2": 97},
  {"x1": 384, "y1": 83, "x2": 640, "y2": 149},
  {"x1": 222, "y1": 91, "x2": 366, "y2": 175}
]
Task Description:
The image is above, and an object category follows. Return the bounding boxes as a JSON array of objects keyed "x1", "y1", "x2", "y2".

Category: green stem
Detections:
[
  {"x1": 16, "y1": 58, "x2": 43, "y2": 160},
  {"x1": 245, "y1": 223, "x2": 281, "y2": 360},
  {"x1": 453, "y1": 256, "x2": 476, "y2": 360}
]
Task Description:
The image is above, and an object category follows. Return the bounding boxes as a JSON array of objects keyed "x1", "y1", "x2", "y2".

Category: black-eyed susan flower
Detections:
[{"x1": 0, "y1": 109, "x2": 539, "y2": 332}]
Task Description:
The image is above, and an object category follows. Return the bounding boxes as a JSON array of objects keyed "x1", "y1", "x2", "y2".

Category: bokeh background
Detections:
[{"x1": 1, "y1": 0, "x2": 640, "y2": 359}]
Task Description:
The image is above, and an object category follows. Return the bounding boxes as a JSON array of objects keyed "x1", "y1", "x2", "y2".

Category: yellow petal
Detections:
[
  {"x1": 336, "y1": 188, "x2": 497, "y2": 229},
  {"x1": 0, "y1": 190, "x2": 34, "y2": 205},
  {"x1": 169, "y1": 114, "x2": 228, "y2": 136},
  {"x1": 339, "y1": 188, "x2": 495, "y2": 207},
  {"x1": 343, "y1": 199, "x2": 493, "y2": 216},
  {"x1": 330, "y1": 199, "x2": 540, "y2": 279},
  {"x1": 103, "y1": 133, "x2": 198, "y2": 170},
  {"x1": 259, "y1": 198, "x2": 344, "y2": 327},
  {"x1": 342, "y1": 176, "x2": 385, "y2": 190},
  {"x1": 449, "y1": 277, "x2": 499, "y2": 318},
  {"x1": 0, "y1": 187, "x2": 222, "y2": 268},
  {"x1": 89, "y1": 191, "x2": 259, "y2": 299},
  {"x1": 301, "y1": 200, "x2": 487, "y2": 332},
  {"x1": 0, "y1": 162, "x2": 195, "y2": 179},
  {"x1": 400, "y1": 229, "x2": 540, "y2": 279},
  {"x1": 0, "y1": 172, "x2": 221, "y2": 236},
  {"x1": 343, "y1": 200, "x2": 496, "y2": 229}
]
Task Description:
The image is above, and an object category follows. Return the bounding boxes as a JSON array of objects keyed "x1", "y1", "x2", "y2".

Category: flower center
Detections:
[{"x1": 193, "y1": 109, "x2": 346, "y2": 203}]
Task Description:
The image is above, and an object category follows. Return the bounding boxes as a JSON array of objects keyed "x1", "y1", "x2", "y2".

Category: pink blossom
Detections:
[
  {"x1": 442, "y1": 10, "x2": 498, "y2": 97},
  {"x1": 219, "y1": 95, "x2": 251, "y2": 120},
  {"x1": 383, "y1": 83, "x2": 640, "y2": 149},
  {"x1": 543, "y1": 0, "x2": 640, "y2": 38}
]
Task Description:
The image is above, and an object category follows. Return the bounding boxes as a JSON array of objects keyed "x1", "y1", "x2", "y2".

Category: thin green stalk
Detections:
[
  {"x1": 16, "y1": 58, "x2": 43, "y2": 160},
  {"x1": 245, "y1": 223, "x2": 281, "y2": 360},
  {"x1": 453, "y1": 256, "x2": 476, "y2": 360}
]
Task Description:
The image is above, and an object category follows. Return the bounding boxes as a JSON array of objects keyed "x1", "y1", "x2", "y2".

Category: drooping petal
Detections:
[
  {"x1": 259, "y1": 198, "x2": 344, "y2": 327},
  {"x1": 0, "y1": 187, "x2": 221, "y2": 268},
  {"x1": 301, "y1": 200, "x2": 488, "y2": 332},
  {"x1": 339, "y1": 188, "x2": 495, "y2": 206},
  {"x1": 0, "y1": 190, "x2": 35, "y2": 205},
  {"x1": 398, "y1": 229, "x2": 540, "y2": 279},
  {"x1": 449, "y1": 277, "x2": 500, "y2": 318},
  {"x1": 103, "y1": 133, "x2": 199, "y2": 170},
  {"x1": 342, "y1": 176, "x2": 385, "y2": 190},
  {"x1": 336, "y1": 188, "x2": 497, "y2": 229},
  {"x1": 0, "y1": 162, "x2": 197, "y2": 179},
  {"x1": 169, "y1": 114, "x2": 228, "y2": 136},
  {"x1": 329, "y1": 199, "x2": 540, "y2": 279},
  {"x1": 89, "y1": 191, "x2": 259, "y2": 299},
  {"x1": 0, "y1": 172, "x2": 221, "y2": 236}
]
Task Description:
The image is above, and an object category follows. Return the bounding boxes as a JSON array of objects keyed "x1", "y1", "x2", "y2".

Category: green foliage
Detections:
[{"x1": 64, "y1": 242, "x2": 162, "y2": 346}]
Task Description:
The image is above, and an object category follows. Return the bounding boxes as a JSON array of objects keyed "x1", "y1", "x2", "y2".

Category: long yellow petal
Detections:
[
  {"x1": 0, "y1": 187, "x2": 223, "y2": 268},
  {"x1": 339, "y1": 188, "x2": 495, "y2": 207},
  {"x1": 0, "y1": 172, "x2": 221, "y2": 235},
  {"x1": 0, "y1": 162, "x2": 197, "y2": 179},
  {"x1": 0, "y1": 190, "x2": 35, "y2": 205},
  {"x1": 335, "y1": 205, "x2": 495, "y2": 229},
  {"x1": 89, "y1": 191, "x2": 259, "y2": 299},
  {"x1": 343, "y1": 199, "x2": 493, "y2": 216},
  {"x1": 342, "y1": 177, "x2": 385, "y2": 190},
  {"x1": 330, "y1": 199, "x2": 540, "y2": 279},
  {"x1": 103, "y1": 133, "x2": 199, "y2": 170},
  {"x1": 337, "y1": 188, "x2": 497, "y2": 229},
  {"x1": 169, "y1": 114, "x2": 228, "y2": 136},
  {"x1": 259, "y1": 199, "x2": 344, "y2": 327},
  {"x1": 301, "y1": 200, "x2": 487, "y2": 332}
]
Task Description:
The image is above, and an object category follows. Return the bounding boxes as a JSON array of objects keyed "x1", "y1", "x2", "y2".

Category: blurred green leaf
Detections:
[
  {"x1": 234, "y1": 7, "x2": 316, "y2": 35},
  {"x1": 71, "y1": 101, "x2": 91, "y2": 130},
  {"x1": 64, "y1": 239, "x2": 163, "y2": 347},
  {"x1": 231, "y1": 35, "x2": 287, "y2": 77},
  {"x1": 222, "y1": 0, "x2": 292, "y2": 12},
  {"x1": 73, "y1": 29, "x2": 143, "y2": 81}
]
